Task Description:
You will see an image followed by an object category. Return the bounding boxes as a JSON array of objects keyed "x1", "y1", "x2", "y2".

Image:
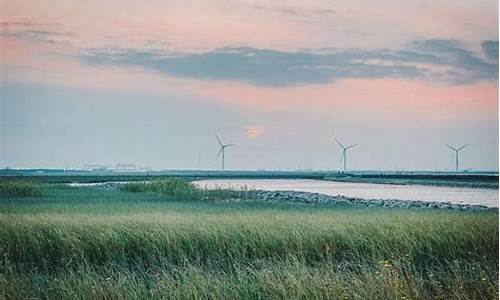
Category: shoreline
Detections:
[
  {"x1": 249, "y1": 190, "x2": 498, "y2": 212},
  {"x1": 323, "y1": 177, "x2": 498, "y2": 189},
  {"x1": 64, "y1": 181, "x2": 498, "y2": 211}
]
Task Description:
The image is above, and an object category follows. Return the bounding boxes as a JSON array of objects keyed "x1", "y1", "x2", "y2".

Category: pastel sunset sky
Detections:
[{"x1": 0, "y1": 0, "x2": 498, "y2": 170}]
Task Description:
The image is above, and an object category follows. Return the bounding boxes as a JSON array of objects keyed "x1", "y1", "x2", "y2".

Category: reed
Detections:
[
  {"x1": 120, "y1": 178, "x2": 250, "y2": 201},
  {"x1": 0, "y1": 181, "x2": 43, "y2": 197},
  {"x1": 0, "y1": 182, "x2": 497, "y2": 299}
]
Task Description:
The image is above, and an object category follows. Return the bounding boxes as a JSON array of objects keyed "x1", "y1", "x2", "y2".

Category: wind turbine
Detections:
[
  {"x1": 445, "y1": 144, "x2": 468, "y2": 172},
  {"x1": 215, "y1": 134, "x2": 236, "y2": 171},
  {"x1": 334, "y1": 138, "x2": 358, "y2": 173}
]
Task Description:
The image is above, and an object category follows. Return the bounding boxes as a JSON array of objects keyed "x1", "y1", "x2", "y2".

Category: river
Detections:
[{"x1": 192, "y1": 179, "x2": 499, "y2": 207}]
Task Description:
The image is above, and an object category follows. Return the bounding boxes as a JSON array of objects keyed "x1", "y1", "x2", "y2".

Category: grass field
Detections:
[{"x1": 0, "y1": 179, "x2": 498, "y2": 299}]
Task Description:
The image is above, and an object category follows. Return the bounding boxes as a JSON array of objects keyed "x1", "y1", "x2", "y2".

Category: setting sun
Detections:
[{"x1": 248, "y1": 128, "x2": 259, "y2": 138}]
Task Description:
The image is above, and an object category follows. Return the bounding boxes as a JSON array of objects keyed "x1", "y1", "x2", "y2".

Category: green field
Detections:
[{"x1": 0, "y1": 180, "x2": 498, "y2": 299}]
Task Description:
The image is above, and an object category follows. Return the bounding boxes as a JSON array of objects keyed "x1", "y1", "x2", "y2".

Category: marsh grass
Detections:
[
  {"x1": 0, "y1": 183, "x2": 497, "y2": 299},
  {"x1": 121, "y1": 178, "x2": 251, "y2": 201},
  {"x1": 0, "y1": 181, "x2": 43, "y2": 197},
  {"x1": 121, "y1": 178, "x2": 197, "y2": 196}
]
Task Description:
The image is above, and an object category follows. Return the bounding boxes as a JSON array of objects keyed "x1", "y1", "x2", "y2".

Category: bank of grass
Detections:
[
  {"x1": 121, "y1": 178, "x2": 250, "y2": 201},
  {"x1": 0, "y1": 182, "x2": 497, "y2": 299},
  {"x1": 0, "y1": 181, "x2": 43, "y2": 197}
]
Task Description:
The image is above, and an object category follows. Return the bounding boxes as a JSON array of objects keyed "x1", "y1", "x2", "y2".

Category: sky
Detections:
[{"x1": 0, "y1": 0, "x2": 498, "y2": 171}]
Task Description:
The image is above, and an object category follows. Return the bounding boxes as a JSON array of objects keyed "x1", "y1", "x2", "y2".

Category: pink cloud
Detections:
[
  {"x1": 1, "y1": 1, "x2": 497, "y2": 128},
  {"x1": 1, "y1": 2, "x2": 308, "y2": 51},
  {"x1": 2, "y1": 40, "x2": 496, "y2": 127},
  {"x1": 2, "y1": 0, "x2": 497, "y2": 51}
]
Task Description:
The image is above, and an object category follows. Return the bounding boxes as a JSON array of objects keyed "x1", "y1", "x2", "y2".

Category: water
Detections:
[
  {"x1": 67, "y1": 181, "x2": 129, "y2": 187},
  {"x1": 193, "y1": 179, "x2": 499, "y2": 207}
]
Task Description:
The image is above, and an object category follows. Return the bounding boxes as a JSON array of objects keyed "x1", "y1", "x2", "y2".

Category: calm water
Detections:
[{"x1": 193, "y1": 179, "x2": 499, "y2": 207}]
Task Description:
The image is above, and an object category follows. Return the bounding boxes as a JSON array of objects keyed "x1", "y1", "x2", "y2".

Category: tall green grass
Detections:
[
  {"x1": 0, "y1": 184, "x2": 497, "y2": 299},
  {"x1": 121, "y1": 178, "x2": 250, "y2": 201},
  {"x1": 0, "y1": 181, "x2": 43, "y2": 197},
  {"x1": 121, "y1": 178, "x2": 197, "y2": 196}
]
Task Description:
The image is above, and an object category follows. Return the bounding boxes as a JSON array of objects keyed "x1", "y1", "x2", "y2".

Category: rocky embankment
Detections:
[{"x1": 250, "y1": 190, "x2": 496, "y2": 212}]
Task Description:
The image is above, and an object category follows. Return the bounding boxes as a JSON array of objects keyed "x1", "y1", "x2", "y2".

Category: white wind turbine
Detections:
[
  {"x1": 215, "y1": 134, "x2": 236, "y2": 171},
  {"x1": 445, "y1": 144, "x2": 468, "y2": 172},
  {"x1": 334, "y1": 138, "x2": 358, "y2": 172}
]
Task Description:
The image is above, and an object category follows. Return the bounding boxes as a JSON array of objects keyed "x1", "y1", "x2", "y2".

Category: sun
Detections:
[{"x1": 248, "y1": 128, "x2": 259, "y2": 138}]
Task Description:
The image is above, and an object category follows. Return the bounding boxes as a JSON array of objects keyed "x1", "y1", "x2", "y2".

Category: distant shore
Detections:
[
  {"x1": 323, "y1": 175, "x2": 498, "y2": 189},
  {"x1": 0, "y1": 170, "x2": 498, "y2": 189}
]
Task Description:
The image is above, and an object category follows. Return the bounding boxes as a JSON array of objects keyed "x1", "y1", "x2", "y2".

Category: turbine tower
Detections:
[
  {"x1": 334, "y1": 138, "x2": 358, "y2": 172},
  {"x1": 445, "y1": 144, "x2": 468, "y2": 172},
  {"x1": 215, "y1": 134, "x2": 236, "y2": 171}
]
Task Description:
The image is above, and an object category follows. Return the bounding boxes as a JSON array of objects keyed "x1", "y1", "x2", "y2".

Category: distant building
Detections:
[
  {"x1": 83, "y1": 164, "x2": 112, "y2": 172},
  {"x1": 114, "y1": 164, "x2": 137, "y2": 172}
]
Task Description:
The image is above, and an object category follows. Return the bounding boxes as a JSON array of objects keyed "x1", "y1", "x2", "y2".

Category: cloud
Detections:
[
  {"x1": 481, "y1": 40, "x2": 499, "y2": 61},
  {"x1": 0, "y1": 16, "x2": 36, "y2": 27},
  {"x1": 251, "y1": 4, "x2": 335, "y2": 18},
  {"x1": 0, "y1": 16, "x2": 70, "y2": 43},
  {"x1": 409, "y1": 39, "x2": 498, "y2": 83},
  {"x1": 78, "y1": 39, "x2": 498, "y2": 86}
]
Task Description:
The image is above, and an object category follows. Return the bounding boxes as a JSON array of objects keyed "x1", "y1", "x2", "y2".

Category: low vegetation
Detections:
[
  {"x1": 0, "y1": 181, "x2": 497, "y2": 299},
  {"x1": 0, "y1": 181, "x2": 43, "y2": 197},
  {"x1": 121, "y1": 178, "x2": 197, "y2": 197},
  {"x1": 121, "y1": 178, "x2": 250, "y2": 201}
]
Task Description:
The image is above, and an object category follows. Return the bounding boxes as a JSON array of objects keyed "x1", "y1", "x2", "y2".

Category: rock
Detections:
[{"x1": 248, "y1": 189, "x2": 497, "y2": 212}]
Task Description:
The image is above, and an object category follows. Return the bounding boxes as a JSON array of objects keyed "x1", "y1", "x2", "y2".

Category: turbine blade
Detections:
[
  {"x1": 334, "y1": 138, "x2": 345, "y2": 149},
  {"x1": 215, "y1": 133, "x2": 223, "y2": 146},
  {"x1": 457, "y1": 144, "x2": 469, "y2": 151},
  {"x1": 445, "y1": 144, "x2": 457, "y2": 151},
  {"x1": 215, "y1": 148, "x2": 223, "y2": 160},
  {"x1": 346, "y1": 144, "x2": 358, "y2": 149},
  {"x1": 224, "y1": 144, "x2": 236, "y2": 148},
  {"x1": 340, "y1": 151, "x2": 345, "y2": 162}
]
